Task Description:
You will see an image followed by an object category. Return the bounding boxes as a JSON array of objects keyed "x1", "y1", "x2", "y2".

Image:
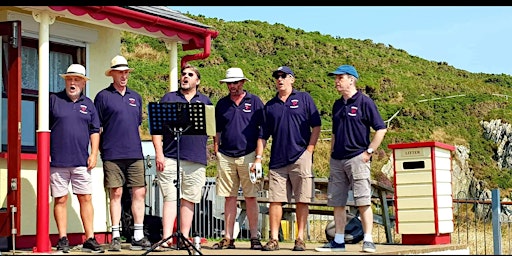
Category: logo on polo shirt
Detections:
[
  {"x1": 348, "y1": 106, "x2": 358, "y2": 116},
  {"x1": 79, "y1": 105, "x2": 88, "y2": 114},
  {"x1": 243, "y1": 103, "x2": 252, "y2": 113},
  {"x1": 128, "y1": 98, "x2": 137, "y2": 107},
  {"x1": 290, "y1": 99, "x2": 299, "y2": 109}
]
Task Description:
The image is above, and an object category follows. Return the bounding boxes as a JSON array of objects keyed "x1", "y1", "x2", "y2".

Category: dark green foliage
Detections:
[{"x1": 123, "y1": 14, "x2": 512, "y2": 190}]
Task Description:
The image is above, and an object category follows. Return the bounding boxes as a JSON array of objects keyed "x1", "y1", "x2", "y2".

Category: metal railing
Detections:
[
  {"x1": 148, "y1": 177, "x2": 395, "y2": 243},
  {"x1": 452, "y1": 188, "x2": 512, "y2": 255},
  {"x1": 144, "y1": 173, "x2": 512, "y2": 255}
]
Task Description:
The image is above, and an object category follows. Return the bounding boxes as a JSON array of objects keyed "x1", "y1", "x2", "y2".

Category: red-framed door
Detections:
[{"x1": 0, "y1": 20, "x2": 22, "y2": 238}]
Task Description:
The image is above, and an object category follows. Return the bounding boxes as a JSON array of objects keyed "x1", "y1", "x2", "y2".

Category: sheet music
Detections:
[{"x1": 205, "y1": 105, "x2": 216, "y2": 137}]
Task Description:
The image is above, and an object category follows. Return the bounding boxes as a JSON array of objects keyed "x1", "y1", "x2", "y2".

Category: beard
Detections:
[
  {"x1": 66, "y1": 87, "x2": 82, "y2": 101},
  {"x1": 180, "y1": 82, "x2": 192, "y2": 91}
]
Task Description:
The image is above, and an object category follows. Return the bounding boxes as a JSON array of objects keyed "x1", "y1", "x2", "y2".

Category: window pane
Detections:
[
  {"x1": 50, "y1": 51, "x2": 72, "y2": 93},
  {"x1": 21, "y1": 47, "x2": 72, "y2": 93},
  {"x1": 2, "y1": 99, "x2": 36, "y2": 147},
  {"x1": 21, "y1": 100, "x2": 36, "y2": 146},
  {"x1": 21, "y1": 46, "x2": 38, "y2": 91}
]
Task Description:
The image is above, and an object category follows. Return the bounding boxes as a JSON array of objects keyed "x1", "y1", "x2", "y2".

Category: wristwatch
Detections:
[
  {"x1": 256, "y1": 155, "x2": 263, "y2": 159},
  {"x1": 366, "y1": 148, "x2": 374, "y2": 154}
]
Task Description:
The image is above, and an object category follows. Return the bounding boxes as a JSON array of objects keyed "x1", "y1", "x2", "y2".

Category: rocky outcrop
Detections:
[
  {"x1": 451, "y1": 145, "x2": 476, "y2": 200},
  {"x1": 481, "y1": 119, "x2": 512, "y2": 169}
]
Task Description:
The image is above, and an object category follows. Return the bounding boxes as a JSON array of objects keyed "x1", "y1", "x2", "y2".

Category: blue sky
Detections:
[{"x1": 170, "y1": 6, "x2": 512, "y2": 76}]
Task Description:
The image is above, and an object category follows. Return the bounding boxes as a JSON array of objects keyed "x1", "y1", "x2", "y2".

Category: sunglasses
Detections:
[
  {"x1": 226, "y1": 81, "x2": 239, "y2": 85},
  {"x1": 181, "y1": 72, "x2": 195, "y2": 77},
  {"x1": 273, "y1": 73, "x2": 288, "y2": 79}
]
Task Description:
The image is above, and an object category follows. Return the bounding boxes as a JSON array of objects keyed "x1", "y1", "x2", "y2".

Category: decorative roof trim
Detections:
[{"x1": 48, "y1": 6, "x2": 219, "y2": 51}]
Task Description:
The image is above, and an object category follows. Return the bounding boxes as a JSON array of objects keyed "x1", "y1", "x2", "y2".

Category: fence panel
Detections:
[
  {"x1": 452, "y1": 190, "x2": 512, "y2": 255},
  {"x1": 146, "y1": 173, "x2": 512, "y2": 255}
]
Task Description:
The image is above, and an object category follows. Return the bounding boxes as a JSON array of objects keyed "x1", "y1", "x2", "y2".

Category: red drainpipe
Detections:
[
  {"x1": 181, "y1": 33, "x2": 212, "y2": 68},
  {"x1": 96, "y1": 6, "x2": 218, "y2": 67}
]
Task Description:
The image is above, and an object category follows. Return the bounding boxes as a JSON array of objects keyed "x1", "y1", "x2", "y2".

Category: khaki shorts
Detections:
[
  {"x1": 268, "y1": 150, "x2": 314, "y2": 203},
  {"x1": 216, "y1": 151, "x2": 260, "y2": 198},
  {"x1": 103, "y1": 159, "x2": 146, "y2": 188},
  {"x1": 50, "y1": 166, "x2": 92, "y2": 197},
  {"x1": 157, "y1": 157, "x2": 206, "y2": 204},
  {"x1": 327, "y1": 153, "x2": 371, "y2": 207}
]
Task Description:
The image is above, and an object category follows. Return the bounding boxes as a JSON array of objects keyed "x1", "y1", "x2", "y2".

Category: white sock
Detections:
[
  {"x1": 364, "y1": 233, "x2": 373, "y2": 242},
  {"x1": 334, "y1": 233, "x2": 344, "y2": 244},
  {"x1": 134, "y1": 224, "x2": 144, "y2": 241},
  {"x1": 111, "y1": 225, "x2": 120, "y2": 238}
]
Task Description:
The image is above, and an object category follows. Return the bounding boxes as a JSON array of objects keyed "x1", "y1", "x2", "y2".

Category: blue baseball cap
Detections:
[
  {"x1": 272, "y1": 66, "x2": 295, "y2": 77},
  {"x1": 328, "y1": 65, "x2": 359, "y2": 79}
]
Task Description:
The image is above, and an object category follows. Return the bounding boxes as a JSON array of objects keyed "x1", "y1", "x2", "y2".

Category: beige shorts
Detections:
[
  {"x1": 157, "y1": 157, "x2": 206, "y2": 204},
  {"x1": 216, "y1": 151, "x2": 259, "y2": 198},
  {"x1": 268, "y1": 150, "x2": 314, "y2": 203},
  {"x1": 50, "y1": 166, "x2": 92, "y2": 197},
  {"x1": 327, "y1": 153, "x2": 372, "y2": 206}
]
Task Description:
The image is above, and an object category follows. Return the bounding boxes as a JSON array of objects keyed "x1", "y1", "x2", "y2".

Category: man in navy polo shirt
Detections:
[
  {"x1": 49, "y1": 64, "x2": 103, "y2": 253},
  {"x1": 316, "y1": 65, "x2": 387, "y2": 253},
  {"x1": 94, "y1": 55, "x2": 150, "y2": 251},
  {"x1": 212, "y1": 67, "x2": 264, "y2": 250},
  {"x1": 151, "y1": 64, "x2": 213, "y2": 250},
  {"x1": 259, "y1": 66, "x2": 322, "y2": 252}
]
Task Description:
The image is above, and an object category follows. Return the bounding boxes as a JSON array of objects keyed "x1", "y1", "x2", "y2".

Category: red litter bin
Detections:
[{"x1": 388, "y1": 141, "x2": 456, "y2": 245}]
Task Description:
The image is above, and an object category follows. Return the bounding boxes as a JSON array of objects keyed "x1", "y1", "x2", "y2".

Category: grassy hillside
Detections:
[{"x1": 122, "y1": 14, "x2": 512, "y2": 190}]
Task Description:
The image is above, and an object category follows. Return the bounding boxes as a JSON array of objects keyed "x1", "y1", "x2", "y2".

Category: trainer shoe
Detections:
[
  {"x1": 130, "y1": 236, "x2": 151, "y2": 250},
  {"x1": 56, "y1": 236, "x2": 70, "y2": 253},
  {"x1": 82, "y1": 237, "x2": 105, "y2": 253},
  {"x1": 315, "y1": 240, "x2": 346, "y2": 252},
  {"x1": 108, "y1": 237, "x2": 121, "y2": 252},
  {"x1": 362, "y1": 241, "x2": 376, "y2": 253}
]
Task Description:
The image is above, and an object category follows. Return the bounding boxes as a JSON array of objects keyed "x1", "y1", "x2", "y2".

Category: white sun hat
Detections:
[
  {"x1": 59, "y1": 64, "x2": 90, "y2": 80},
  {"x1": 219, "y1": 67, "x2": 251, "y2": 83},
  {"x1": 105, "y1": 55, "x2": 134, "y2": 76}
]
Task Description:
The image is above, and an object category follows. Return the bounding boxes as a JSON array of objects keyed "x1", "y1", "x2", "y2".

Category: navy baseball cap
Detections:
[
  {"x1": 272, "y1": 66, "x2": 295, "y2": 77},
  {"x1": 328, "y1": 65, "x2": 359, "y2": 79}
]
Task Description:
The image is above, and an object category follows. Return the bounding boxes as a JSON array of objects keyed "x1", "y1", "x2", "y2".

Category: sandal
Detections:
[
  {"x1": 262, "y1": 238, "x2": 279, "y2": 251},
  {"x1": 211, "y1": 238, "x2": 235, "y2": 249},
  {"x1": 250, "y1": 237, "x2": 263, "y2": 250},
  {"x1": 154, "y1": 241, "x2": 173, "y2": 252},
  {"x1": 292, "y1": 238, "x2": 306, "y2": 251}
]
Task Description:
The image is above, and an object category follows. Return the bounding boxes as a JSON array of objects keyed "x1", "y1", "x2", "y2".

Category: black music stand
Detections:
[{"x1": 143, "y1": 102, "x2": 207, "y2": 256}]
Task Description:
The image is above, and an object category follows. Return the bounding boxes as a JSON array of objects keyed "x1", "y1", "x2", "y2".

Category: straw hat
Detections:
[
  {"x1": 59, "y1": 64, "x2": 90, "y2": 81},
  {"x1": 219, "y1": 67, "x2": 251, "y2": 83},
  {"x1": 105, "y1": 55, "x2": 134, "y2": 76}
]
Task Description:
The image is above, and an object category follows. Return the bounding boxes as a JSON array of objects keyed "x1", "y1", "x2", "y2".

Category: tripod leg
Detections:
[{"x1": 141, "y1": 233, "x2": 175, "y2": 256}]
